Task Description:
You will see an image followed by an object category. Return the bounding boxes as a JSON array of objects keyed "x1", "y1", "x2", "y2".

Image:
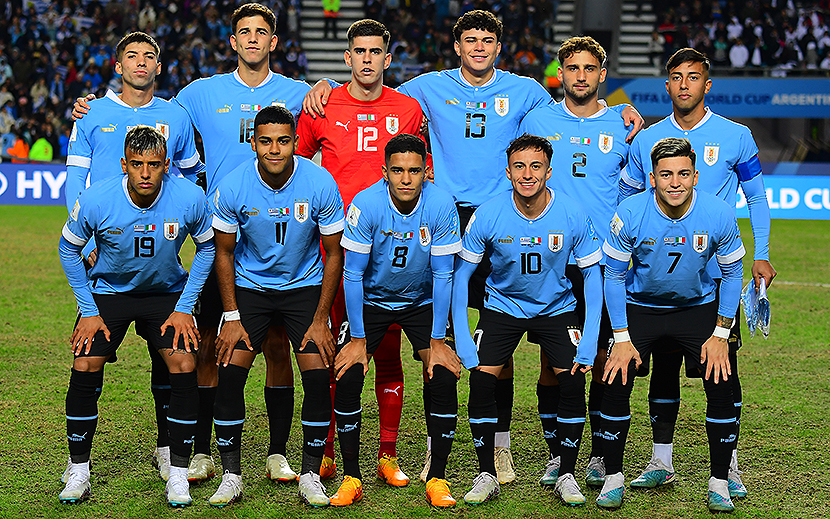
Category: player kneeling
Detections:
[
  {"x1": 453, "y1": 134, "x2": 602, "y2": 507},
  {"x1": 597, "y1": 137, "x2": 743, "y2": 513},
  {"x1": 331, "y1": 134, "x2": 462, "y2": 507}
]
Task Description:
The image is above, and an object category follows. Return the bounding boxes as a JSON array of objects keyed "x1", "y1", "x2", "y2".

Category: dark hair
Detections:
[
  {"x1": 115, "y1": 32, "x2": 160, "y2": 62},
  {"x1": 347, "y1": 19, "x2": 390, "y2": 48},
  {"x1": 506, "y1": 134, "x2": 552, "y2": 162},
  {"x1": 232, "y1": 3, "x2": 276, "y2": 34},
  {"x1": 385, "y1": 133, "x2": 426, "y2": 163},
  {"x1": 254, "y1": 105, "x2": 296, "y2": 133},
  {"x1": 453, "y1": 10, "x2": 502, "y2": 42},
  {"x1": 558, "y1": 35, "x2": 606, "y2": 68},
  {"x1": 650, "y1": 137, "x2": 696, "y2": 170},
  {"x1": 666, "y1": 48, "x2": 710, "y2": 77},
  {"x1": 124, "y1": 125, "x2": 167, "y2": 157}
]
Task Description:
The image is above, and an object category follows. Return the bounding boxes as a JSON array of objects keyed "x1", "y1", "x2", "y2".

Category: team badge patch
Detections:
[
  {"x1": 567, "y1": 328, "x2": 582, "y2": 346},
  {"x1": 386, "y1": 116, "x2": 399, "y2": 135},
  {"x1": 495, "y1": 95, "x2": 509, "y2": 117},
  {"x1": 347, "y1": 205, "x2": 361, "y2": 227},
  {"x1": 155, "y1": 123, "x2": 170, "y2": 140},
  {"x1": 70, "y1": 199, "x2": 80, "y2": 221},
  {"x1": 419, "y1": 225, "x2": 431, "y2": 246},
  {"x1": 164, "y1": 221, "x2": 179, "y2": 241},
  {"x1": 548, "y1": 233, "x2": 563, "y2": 252},
  {"x1": 295, "y1": 202, "x2": 309, "y2": 223},
  {"x1": 704, "y1": 145, "x2": 719, "y2": 166},
  {"x1": 598, "y1": 133, "x2": 613, "y2": 154},
  {"x1": 693, "y1": 233, "x2": 708, "y2": 253},
  {"x1": 610, "y1": 213, "x2": 624, "y2": 236}
]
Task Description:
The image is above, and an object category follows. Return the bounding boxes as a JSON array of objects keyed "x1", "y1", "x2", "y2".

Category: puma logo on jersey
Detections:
[
  {"x1": 335, "y1": 121, "x2": 351, "y2": 131},
  {"x1": 384, "y1": 386, "x2": 401, "y2": 396}
]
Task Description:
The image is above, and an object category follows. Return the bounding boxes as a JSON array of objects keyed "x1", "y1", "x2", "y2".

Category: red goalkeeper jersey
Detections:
[{"x1": 296, "y1": 84, "x2": 426, "y2": 206}]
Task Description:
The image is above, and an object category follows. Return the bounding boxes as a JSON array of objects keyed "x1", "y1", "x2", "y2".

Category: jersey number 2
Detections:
[{"x1": 572, "y1": 153, "x2": 587, "y2": 177}]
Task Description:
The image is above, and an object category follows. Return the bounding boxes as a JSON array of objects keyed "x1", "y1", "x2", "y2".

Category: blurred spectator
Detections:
[
  {"x1": 323, "y1": 0, "x2": 341, "y2": 39},
  {"x1": 6, "y1": 130, "x2": 30, "y2": 163},
  {"x1": 29, "y1": 133, "x2": 53, "y2": 162},
  {"x1": 729, "y1": 38, "x2": 749, "y2": 67}
]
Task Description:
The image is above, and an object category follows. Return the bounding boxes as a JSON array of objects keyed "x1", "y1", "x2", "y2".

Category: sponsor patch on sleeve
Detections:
[{"x1": 610, "y1": 213, "x2": 624, "y2": 236}]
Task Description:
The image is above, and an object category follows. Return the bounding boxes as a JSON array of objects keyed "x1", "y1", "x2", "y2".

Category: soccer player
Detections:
[
  {"x1": 58, "y1": 126, "x2": 215, "y2": 507},
  {"x1": 453, "y1": 134, "x2": 602, "y2": 506},
  {"x1": 296, "y1": 19, "x2": 426, "y2": 485},
  {"x1": 518, "y1": 36, "x2": 630, "y2": 489},
  {"x1": 620, "y1": 48, "x2": 776, "y2": 497},
  {"x1": 208, "y1": 106, "x2": 344, "y2": 507},
  {"x1": 598, "y1": 137, "x2": 744, "y2": 513},
  {"x1": 63, "y1": 31, "x2": 206, "y2": 484},
  {"x1": 330, "y1": 134, "x2": 462, "y2": 506},
  {"x1": 303, "y1": 10, "x2": 644, "y2": 482}
]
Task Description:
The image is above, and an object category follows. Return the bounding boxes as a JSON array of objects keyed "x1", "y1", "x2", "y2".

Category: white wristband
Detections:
[
  {"x1": 713, "y1": 326, "x2": 730, "y2": 339},
  {"x1": 613, "y1": 330, "x2": 631, "y2": 344},
  {"x1": 223, "y1": 310, "x2": 241, "y2": 321}
]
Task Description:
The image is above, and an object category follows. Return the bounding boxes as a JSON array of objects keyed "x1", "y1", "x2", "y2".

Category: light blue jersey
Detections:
[
  {"x1": 460, "y1": 188, "x2": 602, "y2": 318},
  {"x1": 397, "y1": 68, "x2": 551, "y2": 208},
  {"x1": 341, "y1": 179, "x2": 461, "y2": 310},
  {"x1": 61, "y1": 174, "x2": 214, "y2": 315},
  {"x1": 174, "y1": 70, "x2": 310, "y2": 196},
  {"x1": 603, "y1": 189, "x2": 745, "y2": 315},
  {"x1": 623, "y1": 108, "x2": 770, "y2": 269},
  {"x1": 65, "y1": 90, "x2": 203, "y2": 212},
  {"x1": 519, "y1": 100, "x2": 630, "y2": 256},
  {"x1": 211, "y1": 156, "x2": 344, "y2": 291}
]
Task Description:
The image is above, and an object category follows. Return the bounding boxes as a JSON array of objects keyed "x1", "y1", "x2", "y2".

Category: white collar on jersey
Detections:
[
  {"x1": 511, "y1": 186, "x2": 556, "y2": 221},
  {"x1": 105, "y1": 89, "x2": 156, "y2": 109},
  {"x1": 254, "y1": 156, "x2": 300, "y2": 192},
  {"x1": 669, "y1": 106, "x2": 713, "y2": 132},
  {"x1": 560, "y1": 98, "x2": 609, "y2": 119},
  {"x1": 233, "y1": 68, "x2": 275, "y2": 88},
  {"x1": 385, "y1": 179, "x2": 424, "y2": 216},
  {"x1": 122, "y1": 174, "x2": 165, "y2": 210},
  {"x1": 652, "y1": 188, "x2": 698, "y2": 221},
  {"x1": 456, "y1": 67, "x2": 499, "y2": 88}
]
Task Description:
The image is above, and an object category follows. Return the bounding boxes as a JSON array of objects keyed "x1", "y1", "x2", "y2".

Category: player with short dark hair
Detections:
[
  {"x1": 598, "y1": 137, "x2": 744, "y2": 513},
  {"x1": 620, "y1": 48, "x2": 776, "y2": 497},
  {"x1": 328, "y1": 133, "x2": 462, "y2": 506},
  {"x1": 518, "y1": 35, "x2": 630, "y2": 490},
  {"x1": 58, "y1": 126, "x2": 215, "y2": 507},
  {"x1": 453, "y1": 134, "x2": 603, "y2": 506},
  {"x1": 208, "y1": 106, "x2": 344, "y2": 508}
]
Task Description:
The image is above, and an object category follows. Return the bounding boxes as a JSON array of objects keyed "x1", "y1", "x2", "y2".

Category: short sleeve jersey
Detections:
[
  {"x1": 519, "y1": 100, "x2": 630, "y2": 254},
  {"x1": 398, "y1": 68, "x2": 551, "y2": 208},
  {"x1": 211, "y1": 156, "x2": 345, "y2": 291},
  {"x1": 341, "y1": 179, "x2": 461, "y2": 310},
  {"x1": 603, "y1": 189, "x2": 746, "y2": 308},
  {"x1": 459, "y1": 189, "x2": 602, "y2": 318},
  {"x1": 296, "y1": 84, "x2": 425, "y2": 207},
  {"x1": 174, "y1": 70, "x2": 311, "y2": 196},
  {"x1": 62, "y1": 174, "x2": 214, "y2": 294},
  {"x1": 66, "y1": 90, "x2": 201, "y2": 182}
]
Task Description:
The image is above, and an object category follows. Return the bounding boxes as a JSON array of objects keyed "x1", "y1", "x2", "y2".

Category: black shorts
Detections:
[
  {"x1": 194, "y1": 267, "x2": 223, "y2": 329},
  {"x1": 338, "y1": 303, "x2": 433, "y2": 361},
  {"x1": 234, "y1": 285, "x2": 321, "y2": 354},
  {"x1": 625, "y1": 301, "x2": 718, "y2": 375},
  {"x1": 475, "y1": 308, "x2": 581, "y2": 369},
  {"x1": 457, "y1": 204, "x2": 490, "y2": 310},
  {"x1": 74, "y1": 292, "x2": 185, "y2": 358}
]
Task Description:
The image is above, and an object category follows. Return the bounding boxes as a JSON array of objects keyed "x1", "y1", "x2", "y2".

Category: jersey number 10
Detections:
[{"x1": 520, "y1": 252, "x2": 542, "y2": 274}]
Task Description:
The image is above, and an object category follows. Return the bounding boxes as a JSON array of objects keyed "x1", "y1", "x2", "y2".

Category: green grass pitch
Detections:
[{"x1": 1, "y1": 205, "x2": 828, "y2": 518}]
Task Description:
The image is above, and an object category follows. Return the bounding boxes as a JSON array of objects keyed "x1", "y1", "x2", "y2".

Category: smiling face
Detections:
[
  {"x1": 665, "y1": 60, "x2": 711, "y2": 115},
  {"x1": 345, "y1": 35, "x2": 390, "y2": 88},
  {"x1": 650, "y1": 155, "x2": 699, "y2": 217},
  {"x1": 122, "y1": 147, "x2": 168, "y2": 206},
  {"x1": 559, "y1": 50, "x2": 606, "y2": 104},
  {"x1": 252, "y1": 122, "x2": 297, "y2": 187},
  {"x1": 115, "y1": 41, "x2": 160, "y2": 90},
  {"x1": 382, "y1": 151, "x2": 427, "y2": 214},
  {"x1": 506, "y1": 147, "x2": 552, "y2": 202},
  {"x1": 231, "y1": 15, "x2": 277, "y2": 68},
  {"x1": 454, "y1": 28, "x2": 501, "y2": 80}
]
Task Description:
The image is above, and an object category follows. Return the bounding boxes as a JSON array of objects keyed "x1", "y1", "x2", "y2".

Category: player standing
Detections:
[
  {"x1": 620, "y1": 48, "x2": 776, "y2": 497},
  {"x1": 208, "y1": 106, "x2": 344, "y2": 507},
  {"x1": 518, "y1": 36, "x2": 630, "y2": 489},
  {"x1": 58, "y1": 126, "x2": 214, "y2": 507},
  {"x1": 598, "y1": 137, "x2": 744, "y2": 512},
  {"x1": 453, "y1": 134, "x2": 602, "y2": 506},
  {"x1": 329, "y1": 134, "x2": 462, "y2": 506},
  {"x1": 295, "y1": 19, "x2": 426, "y2": 485}
]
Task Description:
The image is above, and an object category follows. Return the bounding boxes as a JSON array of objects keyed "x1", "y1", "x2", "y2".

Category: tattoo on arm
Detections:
[{"x1": 716, "y1": 315, "x2": 734, "y2": 329}]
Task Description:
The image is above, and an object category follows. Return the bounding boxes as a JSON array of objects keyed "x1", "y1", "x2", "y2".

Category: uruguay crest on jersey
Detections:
[
  {"x1": 419, "y1": 225, "x2": 431, "y2": 246},
  {"x1": 598, "y1": 133, "x2": 613, "y2": 154},
  {"x1": 164, "y1": 221, "x2": 179, "y2": 241},
  {"x1": 155, "y1": 123, "x2": 170, "y2": 140},
  {"x1": 693, "y1": 233, "x2": 709, "y2": 253},
  {"x1": 386, "y1": 116, "x2": 399, "y2": 135},
  {"x1": 548, "y1": 232, "x2": 563, "y2": 252},
  {"x1": 294, "y1": 201, "x2": 309, "y2": 223},
  {"x1": 495, "y1": 95, "x2": 509, "y2": 117},
  {"x1": 704, "y1": 145, "x2": 719, "y2": 166}
]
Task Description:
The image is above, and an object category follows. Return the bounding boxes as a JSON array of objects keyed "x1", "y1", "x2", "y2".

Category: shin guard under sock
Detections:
[
  {"x1": 494, "y1": 377, "x2": 514, "y2": 436},
  {"x1": 334, "y1": 364, "x2": 364, "y2": 479},
  {"x1": 213, "y1": 364, "x2": 249, "y2": 474},
  {"x1": 703, "y1": 377, "x2": 736, "y2": 480},
  {"x1": 600, "y1": 361, "x2": 636, "y2": 475},
  {"x1": 300, "y1": 369, "x2": 331, "y2": 474},
  {"x1": 167, "y1": 371, "x2": 198, "y2": 462},
  {"x1": 537, "y1": 382, "x2": 560, "y2": 457},
  {"x1": 194, "y1": 386, "x2": 217, "y2": 455},
  {"x1": 648, "y1": 351, "x2": 682, "y2": 444},
  {"x1": 468, "y1": 370, "x2": 498, "y2": 476},
  {"x1": 264, "y1": 386, "x2": 294, "y2": 456},
  {"x1": 588, "y1": 380, "x2": 604, "y2": 458},
  {"x1": 426, "y1": 365, "x2": 457, "y2": 481},
  {"x1": 374, "y1": 330, "x2": 403, "y2": 458},
  {"x1": 66, "y1": 369, "x2": 104, "y2": 463},
  {"x1": 555, "y1": 370, "x2": 586, "y2": 476},
  {"x1": 149, "y1": 346, "x2": 171, "y2": 448}
]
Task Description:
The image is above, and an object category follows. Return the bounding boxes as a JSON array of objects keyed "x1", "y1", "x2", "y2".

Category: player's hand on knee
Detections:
[
  {"x1": 333, "y1": 338, "x2": 368, "y2": 380},
  {"x1": 701, "y1": 336, "x2": 730, "y2": 384},
  {"x1": 216, "y1": 320, "x2": 250, "y2": 367},
  {"x1": 603, "y1": 339, "x2": 638, "y2": 385},
  {"x1": 301, "y1": 317, "x2": 335, "y2": 368},
  {"x1": 427, "y1": 338, "x2": 462, "y2": 379},
  {"x1": 70, "y1": 315, "x2": 110, "y2": 356},
  {"x1": 302, "y1": 80, "x2": 332, "y2": 118},
  {"x1": 571, "y1": 362, "x2": 593, "y2": 375},
  {"x1": 751, "y1": 259, "x2": 777, "y2": 290},
  {"x1": 72, "y1": 94, "x2": 95, "y2": 120},
  {"x1": 161, "y1": 311, "x2": 201, "y2": 353},
  {"x1": 622, "y1": 104, "x2": 645, "y2": 143},
  {"x1": 86, "y1": 248, "x2": 98, "y2": 267}
]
